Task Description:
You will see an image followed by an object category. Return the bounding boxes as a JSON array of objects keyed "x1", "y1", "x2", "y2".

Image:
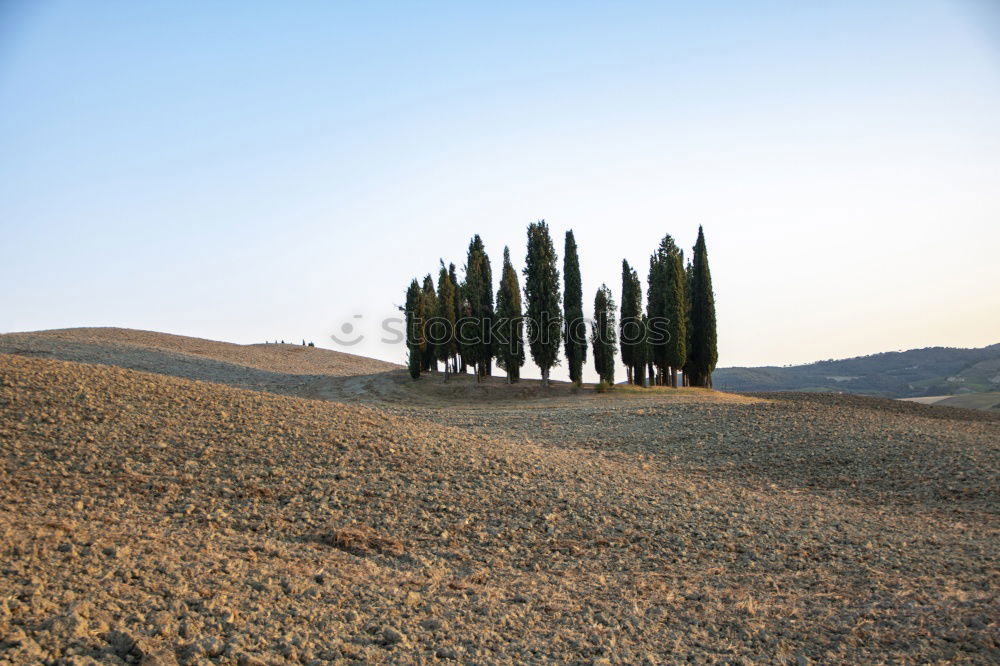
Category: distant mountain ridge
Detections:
[{"x1": 714, "y1": 343, "x2": 1000, "y2": 398}]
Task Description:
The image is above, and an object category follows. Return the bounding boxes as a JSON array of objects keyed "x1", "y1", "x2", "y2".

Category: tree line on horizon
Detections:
[{"x1": 403, "y1": 221, "x2": 717, "y2": 388}]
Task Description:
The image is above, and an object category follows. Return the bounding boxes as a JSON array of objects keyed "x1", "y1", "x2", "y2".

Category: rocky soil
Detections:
[{"x1": 0, "y1": 329, "x2": 998, "y2": 664}]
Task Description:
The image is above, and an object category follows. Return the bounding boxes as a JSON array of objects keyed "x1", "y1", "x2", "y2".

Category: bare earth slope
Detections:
[
  {"x1": 1, "y1": 331, "x2": 998, "y2": 664},
  {"x1": 0, "y1": 328, "x2": 399, "y2": 377},
  {"x1": 0, "y1": 328, "x2": 400, "y2": 400}
]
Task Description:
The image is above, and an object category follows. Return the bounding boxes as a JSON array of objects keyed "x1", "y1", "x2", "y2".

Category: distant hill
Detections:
[{"x1": 714, "y1": 343, "x2": 1000, "y2": 398}]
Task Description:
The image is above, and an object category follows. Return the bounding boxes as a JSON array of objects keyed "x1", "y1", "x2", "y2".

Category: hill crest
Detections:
[{"x1": 0, "y1": 327, "x2": 400, "y2": 377}]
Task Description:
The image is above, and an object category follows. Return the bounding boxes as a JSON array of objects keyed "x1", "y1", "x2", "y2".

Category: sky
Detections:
[{"x1": 1, "y1": 0, "x2": 998, "y2": 380}]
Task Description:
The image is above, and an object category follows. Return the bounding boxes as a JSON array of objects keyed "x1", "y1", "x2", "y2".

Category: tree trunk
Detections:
[{"x1": 541, "y1": 366, "x2": 550, "y2": 388}]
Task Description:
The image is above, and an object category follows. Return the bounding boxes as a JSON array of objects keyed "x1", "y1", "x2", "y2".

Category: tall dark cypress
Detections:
[
  {"x1": 688, "y1": 225, "x2": 718, "y2": 387},
  {"x1": 494, "y1": 246, "x2": 525, "y2": 383},
  {"x1": 480, "y1": 243, "x2": 494, "y2": 376},
  {"x1": 631, "y1": 268, "x2": 644, "y2": 381},
  {"x1": 648, "y1": 235, "x2": 687, "y2": 386},
  {"x1": 435, "y1": 262, "x2": 458, "y2": 379},
  {"x1": 450, "y1": 263, "x2": 464, "y2": 374},
  {"x1": 562, "y1": 230, "x2": 586, "y2": 384},
  {"x1": 620, "y1": 260, "x2": 634, "y2": 383},
  {"x1": 523, "y1": 220, "x2": 562, "y2": 387},
  {"x1": 404, "y1": 279, "x2": 423, "y2": 379},
  {"x1": 590, "y1": 284, "x2": 617, "y2": 385},
  {"x1": 449, "y1": 263, "x2": 466, "y2": 374},
  {"x1": 646, "y1": 239, "x2": 669, "y2": 384},
  {"x1": 461, "y1": 235, "x2": 494, "y2": 380},
  {"x1": 619, "y1": 260, "x2": 642, "y2": 384},
  {"x1": 460, "y1": 241, "x2": 483, "y2": 378},
  {"x1": 664, "y1": 249, "x2": 688, "y2": 388},
  {"x1": 420, "y1": 274, "x2": 438, "y2": 372},
  {"x1": 634, "y1": 313, "x2": 650, "y2": 387},
  {"x1": 682, "y1": 259, "x2": 694, "y2": 386}
]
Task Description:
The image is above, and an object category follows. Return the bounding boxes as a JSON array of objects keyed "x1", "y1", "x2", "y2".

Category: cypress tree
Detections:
[
  {"x1": 434, "y1": 262, "x2": 458, "y2": 380},
  {"x1": 562, "y1": 230, "x2": 586, "y2": 384},
  {"x1": 420, "y1": 274, "x2": 438, "y2": 372},
  {"x1": 404, "y1": 279, "x2": 423, "y2": 379},
  {"x1": 620, "y1": 260, "x2": 634, "y2": 383},
  {"x1": 664, "y1": 249, "x2": 688, "y2": 388},
  {"x1": 480, "y1": 243, "x2": 494, "y2": 376},
  {"x1": 682, "y1": 259, "x2": 694, "y2": 386},
  {"x1": 448, "y1": 262, "x2": 467, "y2": 374},
  {"x1": 450, "y1": 262, "x2": 463, "y2": 375},
  {"x1": 494, "y1": 246, "x2": 525, "y2": 383},
  {"x1": 688, "y1": 225, "x2": 718, "y2": 387},
  {"x1": 523, "y1": 220, "x2": 562, "y2": 388},
  {"x1": 634, "y1": 313, "x2": 650, "y2": 387},
  {"x1": 646, "y1": 241, "x2": 668, "y2": 385},
  {"x1": 619, "y1": 260, "x2": 642, "y2": 384},
  {"x1": 648, "y1": 235, "x2": 687, "y2": 386},
  {"x1": 460, "y1": 250, "x2": 482, "y2": 379},
  {"x1": 461, "y1": 235, "x2": 494, "y2": 380},
  {"x1": 590, "y1": 284, "x2": 617, "y2": 385},
  {"x1": 631, "y1": 268, "x2": 644, "y2": 381}
]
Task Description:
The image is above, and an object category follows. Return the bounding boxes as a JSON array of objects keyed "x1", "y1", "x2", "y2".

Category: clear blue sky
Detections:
[{"x1": 2, "y1": 1, "x2": 998, "y2": 379}]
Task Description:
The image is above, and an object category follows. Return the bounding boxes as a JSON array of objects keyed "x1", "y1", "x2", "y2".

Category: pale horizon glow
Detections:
[{"x1": 1, "y1": 1, "x2": 998, "y2": 381}]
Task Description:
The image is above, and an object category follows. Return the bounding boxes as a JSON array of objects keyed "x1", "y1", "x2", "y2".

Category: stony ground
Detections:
[{"x1": 0, "y1": 329, "x2": 997, "y2": 664}]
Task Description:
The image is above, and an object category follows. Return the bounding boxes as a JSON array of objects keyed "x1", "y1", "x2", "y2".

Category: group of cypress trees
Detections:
[
  {"x1": 405, "y1": 233, "x2": 524, "y2": 384},
  {"x1": 620, "y1": 225, "x2": 717, "y2": 387},
  {"x1": 403, "y1": 222, "x2": 717, "y2": 388}
]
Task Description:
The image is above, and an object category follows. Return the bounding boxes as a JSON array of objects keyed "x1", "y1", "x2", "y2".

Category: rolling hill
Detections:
[
  {"x1": 0, "y1": 328, "x2": 997, "y2": 663},
  {"x1": 714, "y1": 343, "x2": 1000, "y2": 398},
  {"x1": 0, "y1": 327, "x2": 400, "y2": 401}
]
